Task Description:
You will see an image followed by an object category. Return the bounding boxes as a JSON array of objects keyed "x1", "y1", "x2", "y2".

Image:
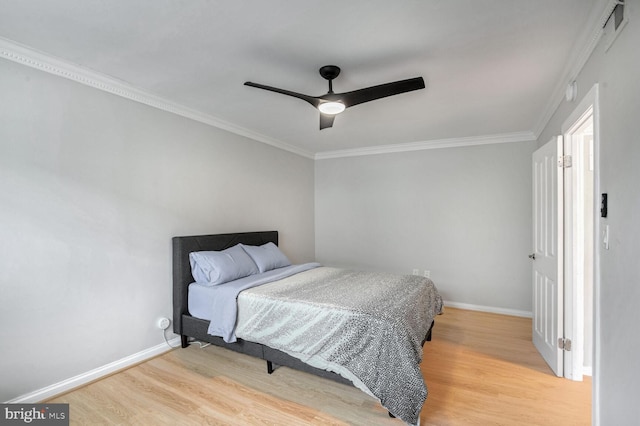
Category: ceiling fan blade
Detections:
[
  {"x1": 244, "y1": 81, "x2": 320, "y2": 108},
  {"x1": 339, "y1": 77, "x2": 425, "y2": 108},
  {"x1": 319, "y1": 113, "x2": 335, "y2": 130}
]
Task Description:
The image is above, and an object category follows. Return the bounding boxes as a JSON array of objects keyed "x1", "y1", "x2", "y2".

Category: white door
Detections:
[{"x1": 532, "y1": 136, "x2": 564, "y2": 376}]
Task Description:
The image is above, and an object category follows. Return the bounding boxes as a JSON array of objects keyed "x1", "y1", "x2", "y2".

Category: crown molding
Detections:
[
  {"x1": 532, "y1": 0, "x2": 620, "y2": 138},
  {"x1": 2, "y1": 6, "x2": 608, "y2": 163},
  {"x1": 0, "y1": 37, "x2": 315, "y2": 160},
  {"x1": 314, "y1": 131, "x2": 536, "y2": 160}
]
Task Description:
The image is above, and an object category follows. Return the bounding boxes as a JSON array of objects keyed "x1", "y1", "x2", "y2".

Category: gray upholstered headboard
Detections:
[{"x1": 172, "y1": 231, "x2": 278, "y2": 335}]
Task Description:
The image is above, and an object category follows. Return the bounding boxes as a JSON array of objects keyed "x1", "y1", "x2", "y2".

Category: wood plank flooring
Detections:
[{"x1": 48, "y1": 308, "x2": 591, "y2": 425}]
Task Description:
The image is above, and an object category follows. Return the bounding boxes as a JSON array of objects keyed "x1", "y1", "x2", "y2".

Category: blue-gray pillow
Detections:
[
  {"x1": 241, "y1": 242, "x2": 291, "y2": 273},
  {"x1": 189, "y1": 244, "x2": 259, "y2": 286}
]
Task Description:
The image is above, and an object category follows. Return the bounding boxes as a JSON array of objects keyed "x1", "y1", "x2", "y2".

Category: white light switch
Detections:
[{"x1": 603, "y1": 225, "x2": 610, "y2": 250}]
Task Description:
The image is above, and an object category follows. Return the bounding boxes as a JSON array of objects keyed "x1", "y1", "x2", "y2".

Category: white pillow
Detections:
[
  {"x1": 241, "y1": 242, "x2": 291, "y2": 273},
  {"x1": 189, "y1": 244, "x2": 259, "y2": 286}
]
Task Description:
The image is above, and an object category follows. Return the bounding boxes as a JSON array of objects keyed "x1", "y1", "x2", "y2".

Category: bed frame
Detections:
[{"x1": 172, "y1": 230, "x2": 433, "y2": 389}]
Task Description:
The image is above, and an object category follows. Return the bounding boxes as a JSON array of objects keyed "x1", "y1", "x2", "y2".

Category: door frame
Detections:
[{"x1": 560, "y1": 83, "x2": 600, "y2": 409}]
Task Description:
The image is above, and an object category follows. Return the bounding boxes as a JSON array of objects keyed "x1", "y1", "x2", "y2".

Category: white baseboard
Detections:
[
  {"x1": 7, "y1": 337, "x2": 181, "y2": 403},
  {"x1": 443, "y1": 300, "x2": 532, "y2": 318},
  {"x1": 583, "y1": 366, "x2": 593, "y2": 377}
]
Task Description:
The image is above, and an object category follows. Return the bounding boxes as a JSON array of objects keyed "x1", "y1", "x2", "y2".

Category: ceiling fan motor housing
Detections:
[{"x1": 319, "y1": 65, "x2": 341, "y2": 81}]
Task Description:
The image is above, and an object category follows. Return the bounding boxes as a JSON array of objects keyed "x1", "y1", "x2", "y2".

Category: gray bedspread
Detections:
[
  {"x1": 204, "y1": 263, "x2": 321, "y2": 342},
  {"x1": 235, "y1": 267, "x2": 443, "y2": 425}
]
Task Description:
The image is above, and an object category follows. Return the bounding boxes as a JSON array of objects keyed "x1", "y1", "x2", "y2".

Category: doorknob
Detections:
[{"x1": 528, "y1": 253, "x2": 536, "y2": 260}]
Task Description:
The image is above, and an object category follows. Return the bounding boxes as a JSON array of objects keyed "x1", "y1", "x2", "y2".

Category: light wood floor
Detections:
[{"x1": 48, "y1": 308, "x2": 591, "y2": 425}]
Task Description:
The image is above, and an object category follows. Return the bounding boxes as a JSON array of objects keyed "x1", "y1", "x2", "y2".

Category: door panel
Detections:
[{"x1": 532, "y1": 136, "x2": 564, "y2": 376}]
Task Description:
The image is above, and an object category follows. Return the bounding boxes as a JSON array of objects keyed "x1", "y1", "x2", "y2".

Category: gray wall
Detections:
[
  {"x1": 537, "y1": 1, "x2": 640, "y2": 423},
  {"x1": 0, "y1": 59, "x2": 315, "y2": 402},
  {"x1": 315, "y1": 141, "x2": 535, "y2": 313}
]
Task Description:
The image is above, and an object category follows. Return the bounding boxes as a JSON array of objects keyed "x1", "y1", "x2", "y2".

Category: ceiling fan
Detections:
[{"x1": 244, "y1": 65, "x2": 425, "y2": 130}]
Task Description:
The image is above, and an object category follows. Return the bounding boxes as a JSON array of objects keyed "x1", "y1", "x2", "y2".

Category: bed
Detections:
[{"x1": 173, "y1": 231, "x2": 443, "y2": 424}]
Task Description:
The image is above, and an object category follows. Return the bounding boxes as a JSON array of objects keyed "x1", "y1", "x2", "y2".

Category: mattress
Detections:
[{"x1": 188, "y1": 282, "x2": 218, "y2": 321}]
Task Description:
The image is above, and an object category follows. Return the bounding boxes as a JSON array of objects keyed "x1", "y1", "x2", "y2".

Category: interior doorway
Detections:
[
  {"x1": 564, "y1": 109, "x2": 595, "y2": 380},
  {"x1": 560, "y1": 83, "x2": 599, "y2": 383},
  {"x1": 532, "y1": 84, "x2": 598, "y2": 384}
]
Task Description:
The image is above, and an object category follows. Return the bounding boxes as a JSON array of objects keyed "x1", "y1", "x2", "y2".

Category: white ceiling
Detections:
[{"x1": 0, "y1": 0, "x2": 602, "y2": 156}]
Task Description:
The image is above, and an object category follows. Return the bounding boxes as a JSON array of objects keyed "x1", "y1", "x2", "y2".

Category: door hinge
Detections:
[
  {"x1": 558, "y1": 338, "x2": 572, "y2": 351},
  {"x1": 558, "y1": 155, "x2": 572, "y2": 168}
]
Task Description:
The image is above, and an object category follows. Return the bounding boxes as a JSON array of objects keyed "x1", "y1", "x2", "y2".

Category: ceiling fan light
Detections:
[{"x1": 318, "y1": 101, "x2": 345, "y2": 115}]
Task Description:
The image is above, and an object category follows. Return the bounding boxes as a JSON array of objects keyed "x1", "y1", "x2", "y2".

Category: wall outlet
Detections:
[
  {"x1": 412, "y1": 269, "x2": 420, "y2": 275},
  {"x1": 423, "y1": 270, "x2": 431, "y2": 278},
  {"x1": 157, "y1": 317, "x2": 171, "y2": 330}
]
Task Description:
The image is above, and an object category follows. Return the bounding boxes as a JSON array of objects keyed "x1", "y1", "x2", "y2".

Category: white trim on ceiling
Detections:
[
  {"x1": 1, "y1": 0, "x2": 611, "y2": 161},
  {"x1": 532, "y1": 0, "x2": 621, "y2": 138},
  {"x1": 0, "y1": 37, "x2": 315, "y2": 160},
  {"x1": 314, "y1": 131, "x2": 536, "y2": 160}
]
